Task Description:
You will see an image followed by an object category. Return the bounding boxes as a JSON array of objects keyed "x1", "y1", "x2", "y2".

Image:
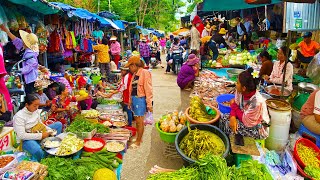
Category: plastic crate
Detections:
[{"x1": 235, "y1": 153, "x2": 252, "y2": 167}]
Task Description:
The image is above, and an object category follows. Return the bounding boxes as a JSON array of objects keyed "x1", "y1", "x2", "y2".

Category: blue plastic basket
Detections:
[{"x1": 216, "y1": 94, "x2": 235, "y2": 114}]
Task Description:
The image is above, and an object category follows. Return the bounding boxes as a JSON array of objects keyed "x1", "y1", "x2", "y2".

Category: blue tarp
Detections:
[
  {"x1": 113, "y1": 20, "x2": 125, "y2": 30},
  {"x1": 50, "y1": 2, "x2": 76, "y2": 11},
  {"x1": 98, "y1": 11, "x2": 120, "y2": 20}
]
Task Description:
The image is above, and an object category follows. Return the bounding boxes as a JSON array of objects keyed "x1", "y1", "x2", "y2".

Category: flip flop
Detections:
[{"x1": 130, "y1": 143, "x2": 140, "y2": 149}]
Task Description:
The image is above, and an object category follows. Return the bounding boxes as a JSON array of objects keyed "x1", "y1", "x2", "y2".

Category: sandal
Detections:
[{"x1": 130, "y1": 143, "x2": 140, "y2": 149}]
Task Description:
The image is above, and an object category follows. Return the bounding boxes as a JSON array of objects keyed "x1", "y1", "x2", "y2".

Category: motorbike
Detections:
[
  {"x1": 171, "y1": 50, "x2": 183, "y2": 74},
  {"x1": 150, "y1": 50, "x2": 159, "y2": 68}
]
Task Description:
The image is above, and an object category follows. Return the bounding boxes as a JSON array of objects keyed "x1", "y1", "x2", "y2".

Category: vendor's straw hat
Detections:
[
  {"x1": 152, "y1": 36, "x2": 158, "y2": 42},
  {"x1": 187, "y1": 54, "x2": 200, "y2": 66},
  {"x1": 211, "y1": 25, "x2": 217, "y2": 31},
  {"x1": 205, "y1": 24, "x2": 211, "y2": 31},
  {"x1": 219, "y1": 28, "x2": 228, "y2": 35},
  {"x1": 120, "y1": 62, "x2": 129, "y2": 70},
  {"x1": 19, "y1": 30, "x2": 39, "y2": 52},
  {"x1": 110, "y1": 36, "x2": 117, "y2": 41}
]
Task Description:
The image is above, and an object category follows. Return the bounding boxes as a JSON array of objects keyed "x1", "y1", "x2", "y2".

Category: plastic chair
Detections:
[{"x1": 298, "y1": 124, "x2": 320, "y2": 148}]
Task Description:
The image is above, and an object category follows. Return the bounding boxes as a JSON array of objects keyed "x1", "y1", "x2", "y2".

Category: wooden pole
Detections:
[{"x1": 281, "y1": 30, "x2": 292, "y2": 98}]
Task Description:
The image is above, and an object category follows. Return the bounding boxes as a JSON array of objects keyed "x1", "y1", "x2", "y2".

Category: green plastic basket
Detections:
[
  {"x1": 235, "y1": 153, "x2": 252, "y2": 167},
  {"x1": 293, "y1": 93, "x2": 310, "y2": 111},
  {"x1": 156, "y1": 121, "x2": 178, "y2": 144}
]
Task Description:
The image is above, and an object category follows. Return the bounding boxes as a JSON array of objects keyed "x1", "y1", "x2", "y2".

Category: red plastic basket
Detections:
[
  {"x1": 293, "y1": 138, "x2": 320, "y2": 169},
  {"x1": 124, "y1": 126, "x2": 137, "y2": 137},
  {"x1": 296, "y1": 162, "x2": 314, "y2": 180},
  {"x1": 83, "y1": 137, "x2": 106, "y2": 152}
]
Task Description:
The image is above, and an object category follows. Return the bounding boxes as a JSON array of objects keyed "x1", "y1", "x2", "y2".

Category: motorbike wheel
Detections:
[{"x1": 174, "y1": 61, "x2": 181, "y2": 74}]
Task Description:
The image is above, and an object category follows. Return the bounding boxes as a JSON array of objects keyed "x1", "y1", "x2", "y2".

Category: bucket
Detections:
[
  {"x1": 216, "y1": 94, "x2": 235, "y2": 114},
  {"x1": 292, "y1": 108, "x2": 302, "y2": 129},
  {"x1": 265, "y1": 99, "x2": 292, "y2": 151}
]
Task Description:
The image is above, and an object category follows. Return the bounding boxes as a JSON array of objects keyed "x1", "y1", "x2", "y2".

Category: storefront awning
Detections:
[
  {"x1": 200, "y1": 0, "x2": 282, "y2": 11},
  {"x1": 8, "y1": 0, "x2": 60, "y2": 15}
]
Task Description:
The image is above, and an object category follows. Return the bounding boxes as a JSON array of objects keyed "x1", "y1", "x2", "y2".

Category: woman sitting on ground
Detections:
[
  {"x1": 13, "y1": 94, "x2": 62, "y2": 162},
  {"x1": 177, "y1": 54, "x2": 200, "y2": 90},
  {"x1": 49, "y1": 84, "x2": 89, "y2": 127},
  {"x1": 263, "y1": 46, "x2": 293, "y2": 91},
  {"x1": 220, "y1": 68, "x2": 270, "y2": 139}
]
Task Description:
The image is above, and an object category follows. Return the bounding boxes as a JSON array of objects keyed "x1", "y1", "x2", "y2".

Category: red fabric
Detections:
[
  {"x1": 123, "y1": 73, "x2": 133, "y2": 105},
  {"x1": 113, "y1": 55, "x2": 121, "y2": 68},
  {"x1": 0, "y1": 45, "x2": 12, "y2": 111},
  {"x1": 192, "y1": 15, "x2": 204, "y2": 37},
  {"x1": 47, "y1": 30, "x2": 60, "y2": 53},
  {"x1": 230, "y1": 91, "x2": 256, "y2": 121}
]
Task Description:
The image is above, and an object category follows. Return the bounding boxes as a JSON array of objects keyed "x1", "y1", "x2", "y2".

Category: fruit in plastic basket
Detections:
[
  {"x1": 159, "y1": 111, "x2": 186, "y2": 133},
  {"x1": 93, "y1": 168, "x2": 116, "y2": 180}
]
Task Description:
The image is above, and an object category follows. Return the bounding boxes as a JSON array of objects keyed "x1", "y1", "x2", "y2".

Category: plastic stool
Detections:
[{"x1": 298, "y1": 124, "x2": 320, "y2": 147}]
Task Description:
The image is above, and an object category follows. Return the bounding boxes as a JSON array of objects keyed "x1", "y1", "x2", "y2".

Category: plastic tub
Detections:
[
  {"x1": 175, "y1": 124, "x2": 230, "y2": 164},
  {"x1": 185, "y1": 106, "x2": 220, "y2": 124},
  {"x1": 294, "y1": 138, "x2": 320, "y2": 169},
  {"x1": 156, "y1": 122, "x2": 178, "y2": 143},
  {"x1": 292, "y1": 108, "x2": 302, "y2": 129},
  {"x1": 83, "y1": 137, "x2": 106, "y2": 152},
  {"x1": 216, "y1": 94, "x2": 235, "y2": 114}
]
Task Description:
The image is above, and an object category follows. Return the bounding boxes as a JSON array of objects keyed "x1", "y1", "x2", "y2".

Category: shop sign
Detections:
[
  {"x1": 293, "y1": 11, "x2": 301, "y2": 18},
  {"x1": 295, "y1": 19, "x2": 303, "y2": 29},
  {"x1": 0, "y1": 134, "x2": 10, "y2": 150}
]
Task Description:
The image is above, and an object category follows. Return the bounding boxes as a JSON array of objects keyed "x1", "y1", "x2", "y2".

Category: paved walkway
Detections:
[{"x1": 121, "y1": 56, "x2": 189, "y2": 180}]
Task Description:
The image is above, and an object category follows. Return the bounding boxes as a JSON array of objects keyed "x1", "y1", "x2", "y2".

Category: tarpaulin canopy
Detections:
[
  {"x1": 200, "y1": 0, "x2": 282, "y2": 11},
  {"x1": 8, "y1": 0, "x2": 60, "y2": 15},
  {"x1": 98, "y1": 11, "x2": 120, "y2": 20},
  {"x1": 50, "y1": 2, "x2": 76, "y2": 11},
  {"x1": 113, "y1": 20, "x2": 125, "y2": 30},
  {"x1": 104, "y1": 18, "x2": 121, "y2": 29}
]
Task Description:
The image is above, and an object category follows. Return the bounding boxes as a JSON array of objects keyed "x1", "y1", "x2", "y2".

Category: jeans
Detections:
[
  {"x1": 131, "y1": 96, "x2": 146, "y2": 117},
  {"x1": 297, "y1": 50, "x2": 313, "y2": 63},
  {"x1": 22, "y1": 122, "x2": 62, "y2": 162},
  {"x1": 123, "y1": 104, "x2": 133, "y2": 126},
  {"x1": 208, "y1": 41, "x2": 218, "y2": 60}
]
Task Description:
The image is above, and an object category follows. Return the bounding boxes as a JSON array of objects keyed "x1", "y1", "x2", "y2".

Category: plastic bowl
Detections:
[
  {"x1": 156, "y1": 121, "x2": 178, "y2": 143},
  {"x1": 216, "y1": 94, "x2": 235, "y2": 114},
  {"x1": 185, "y1": 106, "x2": 220, "y2": 124},
  {"x1": 175, "y1": 124, "x2": 230, "y2": 164},
  {"x1": 293, "y1": 138, "x2": 320, "y2": 169},
  {"x1": 83, "y1": 137, "x2": 106, "y2": 152},
  {"x1": 124, "y1": 126, "x2": 137, "y2": 137}
]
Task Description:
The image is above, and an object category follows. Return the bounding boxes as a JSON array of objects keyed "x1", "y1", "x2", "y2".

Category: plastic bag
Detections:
[
  {"x1": 145, "y1": 112, "x2": 154, "y2": 125},
  {"x1": 0, "y1": 155, "x2": 18, "y2": 174},
  {"x1": 306, "y1": 53, "x2": 320, "y2": 84}
]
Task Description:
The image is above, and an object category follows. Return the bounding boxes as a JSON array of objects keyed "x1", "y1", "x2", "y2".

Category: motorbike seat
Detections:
[{"x1": 9, "y1": 88, "x2": 25, "y2": 95}]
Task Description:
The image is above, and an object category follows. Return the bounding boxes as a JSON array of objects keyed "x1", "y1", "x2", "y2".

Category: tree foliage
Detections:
[{"x1": 51, "y1": 0, "x2": 185, "y2": 32}]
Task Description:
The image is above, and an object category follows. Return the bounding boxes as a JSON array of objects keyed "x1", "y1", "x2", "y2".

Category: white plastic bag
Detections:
[
  {"x1": 144, "y1": 112, "x2": 154, "y2": 125},
  {"x1": 306, "y1": 52, "x2": 320, "y2": 84},
  {"x1": 0, "y1": 155, "x2": 18, "y2": 174}
]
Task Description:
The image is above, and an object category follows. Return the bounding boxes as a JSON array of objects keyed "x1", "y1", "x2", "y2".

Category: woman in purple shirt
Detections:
[
  {"x1": 0, "y1": 25, "x2": 39, "y2": 94},
  {"x1": 177, "y1": 54, "x2": 199, "y2": 90}
]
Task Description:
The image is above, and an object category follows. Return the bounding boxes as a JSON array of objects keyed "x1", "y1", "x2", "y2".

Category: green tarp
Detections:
[
  {"x1": 200, "y1": 0, "x2": 283, "y2": 11},
  {"x1": 8, "y1": 0, "x2": 60, "y2": 15}
]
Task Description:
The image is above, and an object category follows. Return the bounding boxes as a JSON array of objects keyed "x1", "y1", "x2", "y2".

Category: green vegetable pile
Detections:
[
  {"x1": 305, "y1": 166, "x2": 320, "y2": 179},
  {"x1": 179, "y1": 128, "x2": 225, "y2": 160},
  {"x1": 97, "y1": 98, "x2": 118, "y2": 105},
  {"x1": 189, "y1": 96, "x2": 216, "y2": 122},
  {"x1": 41, "y1": 149, "x2": 122, "y2": 180},
  {"x1": 230, "y1": 159, "x2": 273, "y2": 180},
  {"x1": 147, "y1": 155, "x2": 273, "y2": 180},
  {"x1": 66, "y1": 115, "x2": 109, "y2": 134}
]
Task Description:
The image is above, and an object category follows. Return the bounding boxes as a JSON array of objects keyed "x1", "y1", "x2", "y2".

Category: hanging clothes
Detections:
[
  {"x1": 70, "y1": 31, "x2": 77, "y2": 48},
  {"x1": 47, "y1": 30, "x2": 61, "y2": 53},
  {"x1": 87, "y1": 39, "x2": 93, "y2": 53}
]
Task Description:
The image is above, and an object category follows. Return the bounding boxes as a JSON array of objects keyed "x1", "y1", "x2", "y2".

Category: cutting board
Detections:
[{"x1": 229, "y1": 134, "x2": 260, "y2": 156}]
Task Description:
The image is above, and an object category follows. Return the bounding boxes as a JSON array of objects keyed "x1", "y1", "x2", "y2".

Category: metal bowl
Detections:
[
  {"x1": 41, "y1": 137, "x2": 62, "y2": 149},
  {"x1": 298, "y1": 82, "x2": 318, "y2": 93},
  {"x1": 226, "y1": 69, "x2": 244, "y2": 79},
  {"x1": 264, "y1": 85, "x2": 292, "y2": 98}
]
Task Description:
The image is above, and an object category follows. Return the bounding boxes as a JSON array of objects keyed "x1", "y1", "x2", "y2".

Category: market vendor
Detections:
[
  {"x1": 96, "y1": 86, "x2": 117, "y2": 99},
  {"x1": 258, "y1": 51, "x2": 273, "y2": 78},
  {"x1": 93, "y1": 38, "x2": 111, "y2": 77},
  {"x1": 263, "y1": 46, "x2": 293, "y2": 91},
  {"x1": 235, "y1": 18, "x2": 249, "y2": 50},
  {"x1": 35, "y1": 87, "x2": 51, "y2": 111},
  {"x1": 110, "y1": 36, "x2": 121, "y2": 69},
  {"x1": 13, "y1": 94, "x2": 62, "y2": 162},
  {"x1": 208, "y1": 28, "x2": 232, "y2": 61},
  {"x1": 125, "y1": 55, "x2": 153, "y2": 148},
  {"x1": 118, "y1": 63, "x2": 133, "y2": 126},
  {"x1": 297, "y1": 32, "x2": 320, "y2": 64},
  {"x1": 220, "y1": 68, "x2": 270, "y2": 139},
  {"x1": 300, "y1": 89, "x2": 320, "y2": 134},
  {"x1": 177, "y1": 54, "x2": 200, "y2": 90},
  {"x1": 49, "y1": 84, "x2": 89, "y2": 127},
  {"x1": 0, "y1": 25, "x2": 39, "y2": 94}
]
